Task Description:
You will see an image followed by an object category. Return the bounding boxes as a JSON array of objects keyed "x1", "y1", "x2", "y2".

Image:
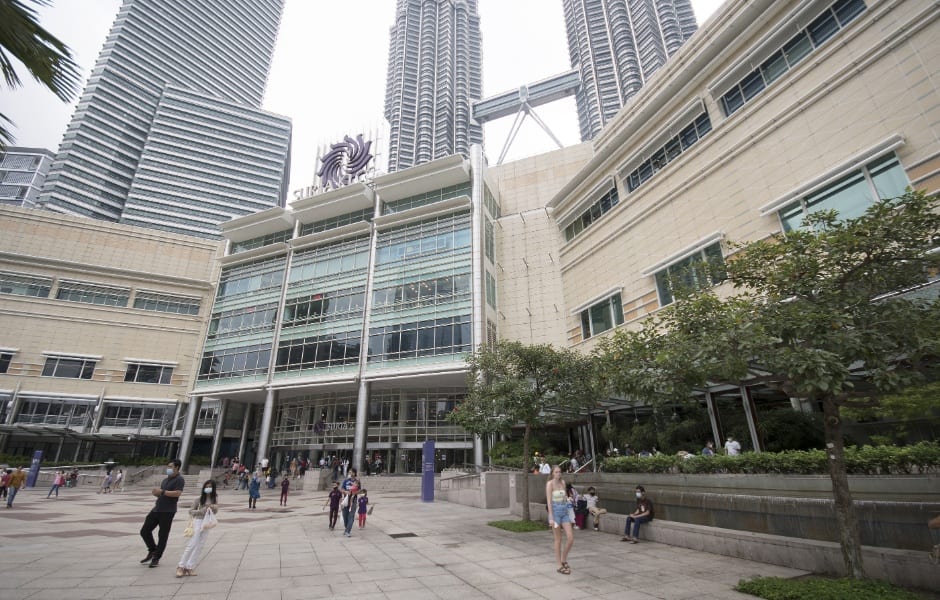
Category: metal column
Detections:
[
  {"x1": 237, "y1": 404, "x2": 252, "y2": 463},
  {"x1": 178, "y1": 396, "x2": 202, "y2": 473},
  {"x1": 256, "y1": 389, "x2": 276, "y2": 468},
  {"x1": 208, "y1": 398, "x2": 229, "y2": 469},
  {"x1": 353, "y1": 379, "x2": 369, "y2": 474}
]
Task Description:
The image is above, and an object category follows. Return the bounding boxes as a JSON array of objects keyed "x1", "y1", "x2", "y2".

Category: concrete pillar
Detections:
[
  {"x1": 237, "y1": 404, "x2": 252, "y2": 462},
  {"x1": 179, "y1": 396, "x2": 202, "y2": 472},
  {"x1": 209, "y1": 399, "x2": 229, "y2": 469},
  {"x1": 473, "y1": 435, "x2": 484, "y2": 472},
  {"x1": 353, "y1": 379, "x2": 369, "y2": 474},
  {"x1": 256, "y1": 389, "x2": 276, "y2": 467}
]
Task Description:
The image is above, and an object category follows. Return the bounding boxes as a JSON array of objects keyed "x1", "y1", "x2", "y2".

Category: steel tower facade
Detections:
[
  {"x1": 563, "y1": 0, "x2": 697, "y2": 141},
  {"x1": 38, "y1": 0, "x2": 291, "y2": 239},
  {"x1": 384, "y1": 0, "x2": 484, "y2": 172}
]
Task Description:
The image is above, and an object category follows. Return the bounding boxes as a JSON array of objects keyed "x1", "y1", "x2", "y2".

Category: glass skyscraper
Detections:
[
  {"x1": 563, "y1": 0, "x2": 698, "y2": 141},
  {"x1": 384, "y1": 0, "x2": 484, "y2": 172},
  {"x1": 38, "y1": 0, "x2": 291, "y2": 239}
]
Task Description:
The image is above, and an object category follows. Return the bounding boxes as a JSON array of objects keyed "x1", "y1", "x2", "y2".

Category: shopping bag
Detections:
[{"x1": 202, "y1": 508, "x2": 218, "y2": 530}]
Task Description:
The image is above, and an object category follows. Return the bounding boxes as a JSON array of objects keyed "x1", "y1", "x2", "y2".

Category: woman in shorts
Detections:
[{"x1": 545, "y1": 464, "x2": 574, "y2": 574}]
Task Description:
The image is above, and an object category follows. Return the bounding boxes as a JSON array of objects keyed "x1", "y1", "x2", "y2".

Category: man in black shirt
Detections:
[{"x1": 139, "y1": 459, "x2": 185, "y2": 568}]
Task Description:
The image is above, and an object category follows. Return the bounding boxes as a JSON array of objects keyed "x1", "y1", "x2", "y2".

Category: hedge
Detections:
[{"x1": 492, "y1": 442, "x2": 940, "y2": 475}]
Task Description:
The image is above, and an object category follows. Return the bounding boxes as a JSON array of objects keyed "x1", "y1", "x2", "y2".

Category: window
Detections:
[
  {"x1": 368, "y1": 315, "x2": 472, "y2": 363},
  {"x1": 300, "y1": 208, "x2": 373, "y2": 236},
  {"x1": 42, "y1": 356, "x2": 96, "y2": 379},
  {"x1": 16, "y1": 398, "x2": 92, "y2": 427},
  {"x1": 484, "y1": 219, "x2": 495, "y2": 263},
  {"x1": 382, "y1": 182, "x2": 472, "y2": 215},
  {"x1": 56, "y1": 281, "x2": 129, "y2": 307},
  {"x1": 283, "y1": 288, "x2": 365, "y2": 327},
  {"x1": 778, "y1": 154, "x2": 908, "y2": 232},
  {"x1": 274, "y1": 330, "x2": 362, "y2": 372},
  {"x1": 485, "y1": 271, "x2": 497, "y2": 309},
  {"x1": 564, "y1": 186, "x2": 620, "y2": 241},
  {"x1": 0, "y1": 352, "x2": 11, "y2": 374},
  {"x1": 654, "y1": 242, "x2": 726, "y2": 307},
  {"x1": 216, "y1": 256, "x2": 285, "y2": 300},
  {"x1": 374, "y1": 213, "x2": 471, "y2": 265},
  {"x1": 371, "y1": 273, "x2": 470, "y2": 314},
  {"x1": 124, "y1": 363, "x2": 173, "y2": 384},
  {"x1": 483, "y1": 185, "x2": 501, "y2": 218},
  {"x1": 198, "y1": 344, "x2": 271, "y2": 381},
  {"x1": 720, "y1": 0, "x2": 866, "y2": 116},
  {"x1": 230, "y1": 228, "x2": 293, "y2": 254},
  {"x1": 624, "y1": 112, "x2": 713, "y2": 194},
  {"x1": 0, "y1": 272, "x2": 52, "y2": 297},
  {"x1": 580, "y1": 294, "x2": 624, "y2": 340},
  {"x1": 134, "y1": 291, "x2": 201, "y2": 315}
]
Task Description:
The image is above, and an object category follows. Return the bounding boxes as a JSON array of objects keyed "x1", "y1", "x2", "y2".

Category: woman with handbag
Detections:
[{"x1": 176, "y1": 479, "x2": 218, "y2": 578}]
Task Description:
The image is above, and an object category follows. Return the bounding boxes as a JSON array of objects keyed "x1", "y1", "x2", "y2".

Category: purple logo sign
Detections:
[{"x1": 316, "y1": 134, "x2": 373, "y2": 191}]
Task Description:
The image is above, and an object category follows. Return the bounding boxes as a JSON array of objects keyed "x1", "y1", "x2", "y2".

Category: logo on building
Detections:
[{"x1": 315, "y1": 134, "x2": 373, "y2": 191}]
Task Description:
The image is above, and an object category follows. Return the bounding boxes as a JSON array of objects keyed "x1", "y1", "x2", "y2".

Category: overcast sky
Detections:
[{"x1": 1, "y1": 0, "x2": 724, "y2": 194}]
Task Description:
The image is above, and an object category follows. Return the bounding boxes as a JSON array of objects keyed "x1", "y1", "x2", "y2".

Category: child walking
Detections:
[
  {"x1": 280, "y1": 475, "x2": 290, "y2": 506},
  {"x1": 248, "y1": 472, "x2": 261, "y2": 510},
  {"x1": 357, "y1": 489, "x2": 368, "y2": 528}
]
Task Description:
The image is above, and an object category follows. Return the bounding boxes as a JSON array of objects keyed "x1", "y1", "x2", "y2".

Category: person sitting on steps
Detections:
[{"x1": 621, "y1": 485, "x2": 654, "y2": 543}]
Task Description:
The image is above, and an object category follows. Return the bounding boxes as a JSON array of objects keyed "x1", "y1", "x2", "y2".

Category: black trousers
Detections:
[{"x1": 140, "y1": 510, "x2": 176, "y2": 558}]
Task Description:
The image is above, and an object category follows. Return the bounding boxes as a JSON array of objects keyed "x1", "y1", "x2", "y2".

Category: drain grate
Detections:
[{"x1": 389, "y1": 532, "x2": 418, "y2": 539}]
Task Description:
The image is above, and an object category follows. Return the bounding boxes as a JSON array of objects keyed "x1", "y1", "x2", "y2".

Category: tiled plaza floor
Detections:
[{"x1": 0, "y1": 479, "x2": 806, "y2": 599}]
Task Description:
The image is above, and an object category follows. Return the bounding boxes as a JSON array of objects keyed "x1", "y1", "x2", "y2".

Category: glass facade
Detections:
[
  {"x1": 654, "y1": 242, "x2": 726, "y2": 306},
  {"x1": 580, "y1": 293, "x2": 625, "y2": 339}
]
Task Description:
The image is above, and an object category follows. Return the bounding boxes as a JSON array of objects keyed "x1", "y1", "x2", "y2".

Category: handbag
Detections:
[
  {"x1": 202, "y1": 507, "x2": 218, "y2": 530},
  {"x1": 183, "y1": 517, "x2": 194, "y2": 538},
  {"x1": 340, "y1": 494, "x2": 349, "y2": 509}
]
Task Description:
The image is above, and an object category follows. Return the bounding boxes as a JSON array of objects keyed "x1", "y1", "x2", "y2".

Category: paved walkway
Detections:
[{"x1": 0, "y1": 479, "x2": 806, "y2": 600}]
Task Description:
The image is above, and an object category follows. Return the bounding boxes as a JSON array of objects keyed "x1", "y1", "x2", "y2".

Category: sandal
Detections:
[{"x1": 556, "y1": 565, "x2": 570, "y2": 575}]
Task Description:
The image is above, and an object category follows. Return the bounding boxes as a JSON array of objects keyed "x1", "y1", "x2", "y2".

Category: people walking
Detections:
[
  {"x1": 139, "y1": 459, "x2": 185, "y2": 568},
  {"x1": 279, "y1": 475, "x2": 290, "y2": 506},
  {"x1": 248, "y1": 471, "x2": 261, "y2": 510},
  {"x1": 357, "y1": 490, "x2": 368, "y2": 528},
  {"x1": 114, "y1": 469, "x2": 124, "y2": 492},
  {"x1": 341, "y1": 468, "x2": 360, "y2": 537},
  {"x1": 546, "y1": 465, "x2": 574, "y2": 574},
  {"x1": 0, "y1": 468, "x2": 10, "y2": 499},
  {"x1": 176, "y1": 479, "x2": 218, "y2": 578},
  {"x1": 47, "y1": 470, "x2": 66, "y2": 498},
  {"x1": 324, "y1": 481, "x2": 341, "y2": 530},
  {"x1": 6, "y1": 466, "x2": 26, "y2": 508}
]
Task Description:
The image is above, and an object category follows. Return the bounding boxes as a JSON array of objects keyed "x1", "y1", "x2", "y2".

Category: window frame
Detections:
[{"x1": 579, "y1": 293, "x2": 625, "y2": 340}]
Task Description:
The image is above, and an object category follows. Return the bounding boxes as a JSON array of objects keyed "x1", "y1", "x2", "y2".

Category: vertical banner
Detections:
[
  {"x1": 421, "y1": 439, "x2": 435, "y2": 503},
  {"x1": 25, "y1": 450, "x2": 43, "y2": 488}
]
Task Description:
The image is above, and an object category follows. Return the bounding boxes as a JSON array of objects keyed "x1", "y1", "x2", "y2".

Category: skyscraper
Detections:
[
  {"x1": 384, "y1": 0, "x2": 484, "y2": 172},
  {"x1": 38, "y1": 0, "x2": 291, "y2": 239},
  {"x1": 563, "y1": 0, "x2": 698, "y2": 141}
]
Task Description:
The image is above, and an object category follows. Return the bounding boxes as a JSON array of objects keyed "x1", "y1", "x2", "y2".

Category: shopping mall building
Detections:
[{"x1": 1, "y1": 0, "x2": 938, "y2": 470}]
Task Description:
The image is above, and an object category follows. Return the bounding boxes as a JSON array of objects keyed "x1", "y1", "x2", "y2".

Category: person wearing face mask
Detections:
[
  {"x1": 139, "y1": 459, "x2": 185, "y2": 568},
  {"x1": 176, "y1": 479, "x2": 219, "y2": 577},
  {"x1": 621, "y1": 485, "x2": 654, "y2": 543}
]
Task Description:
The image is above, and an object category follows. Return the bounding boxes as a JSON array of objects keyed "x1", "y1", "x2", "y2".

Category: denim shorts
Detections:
[{"x1": 551, "y1": 502, "x2": 574, "y2": 525}]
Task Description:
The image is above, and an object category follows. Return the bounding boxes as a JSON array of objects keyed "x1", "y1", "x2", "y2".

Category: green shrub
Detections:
[
  {"x1": 488, "y1": 520, "x2": 548, "y2": 533},
  {"x1": 735, "y1": 576, "x2": 921, "y2": 600}
]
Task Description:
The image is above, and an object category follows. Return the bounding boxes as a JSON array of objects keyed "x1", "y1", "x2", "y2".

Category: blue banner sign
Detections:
[
  {"x1": 421, "y1": 440, "x2": 435, "y2": 503},
  {"x1": 25, "y1": 450, "x2": 43, "y2": 488}
]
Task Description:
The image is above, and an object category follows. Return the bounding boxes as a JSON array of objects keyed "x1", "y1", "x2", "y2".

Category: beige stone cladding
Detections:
[
  {"x1": 488, "y1": 143, "x2": 593, "y2": 346},
  {"x1": 549, "y1": 0, "x2": 940, "y2": 352},
  {"x1": 0, "y1": 206, "x2": 222, "y2": 416}
]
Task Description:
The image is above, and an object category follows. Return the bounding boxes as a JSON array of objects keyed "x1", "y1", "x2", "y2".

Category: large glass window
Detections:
[
  {"x1": 124, "y1": 363, "x2": 173, "y2": 384},
  {"x1": 300, "y1": 208, "x2": 373, "y2": 236},
  {"x1": 0, "y1": 272, "x2": 52, "y2": 298},
  {"x1": 375, "y1": 213, "x2": 471, "y2": 265},
  {"x1": 0, "y1": 352, "x2": 11, "y2": 374},
  {"x1": 288, "y1": 237, "x2": 370, "y2": 283},
  {"x1": 101, "y1": 404, "x2": 173, "y2": 429},
  {"x1": 133, "y1": 291, "x2": 201, "y2": 315},
  {"x1": 56, "y1": 281, "x2": 129, "y2": 307},
  {"x1": 16, "y1": 398, "x2": 92, "y2": 426},
  {"x1": 485, "y1": 271, "x2": 497, "y2": 309},
  {"x1": 275, "y1": 330, "x2": 361, "y2": 372},
  {"x1": 382, "y1": 182, "x2": 471, "y2": 215},
  {"x1": 368, "y1": 315, "x2": 472, "y2": 363},
  {"x1": 624, "y1": 112, "x2": 713, "y2": 195},
  {"x1": 564, "y1": 186, "x2": 620, "y2": 242},
  {"x1": 580, "y1": 293, "x2": 624, "y2": 340},
  {"x1": 216, "y1": 256, "x2": 285, "y2": 300},
  {"x1": 208, "y1": 302, "x2": 278, "y2": 338},
  {"x1": 41, "y1": 356, "x2": 96, "y2": 379},
  {"x1": 198, "y1": 344, "x2": 270, "y2": 381},
  {"x1": 654, "y1": 242, "x2": 726, "y2": 307},
  {"x1": 282, "y1": 288, "x2": 364, "y2": 326},
  {"x1": 720, "y1": 0, "x2": 866, "y2": 116},
  {"x1": 371, "y1": 273, "x2": 470, "y2": 314},
  {"x1": 230, "y1": 228, "x2": 293, "y2": 254},
  {"x1": 778, "y1": 154, "x2": 908, "y2": 232},
  {"x1": 484, "y1": 218, "x2": 495, "y2": 263}
]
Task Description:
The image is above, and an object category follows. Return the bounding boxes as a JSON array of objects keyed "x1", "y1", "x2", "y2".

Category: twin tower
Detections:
[{"x1": 39, "y1": 0, "x2": 697, "y2": 238}]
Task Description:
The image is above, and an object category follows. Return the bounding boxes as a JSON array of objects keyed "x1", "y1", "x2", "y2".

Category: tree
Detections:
[
  {"x1": 0, "y1": 0, "x2": 81, "y2": 148},
  {"x1": 447, "y1": 340, "x2": 598, "y2": 521},
  {"x1": 595, "y1": 190, "x2": 940, "y2": 578}
]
